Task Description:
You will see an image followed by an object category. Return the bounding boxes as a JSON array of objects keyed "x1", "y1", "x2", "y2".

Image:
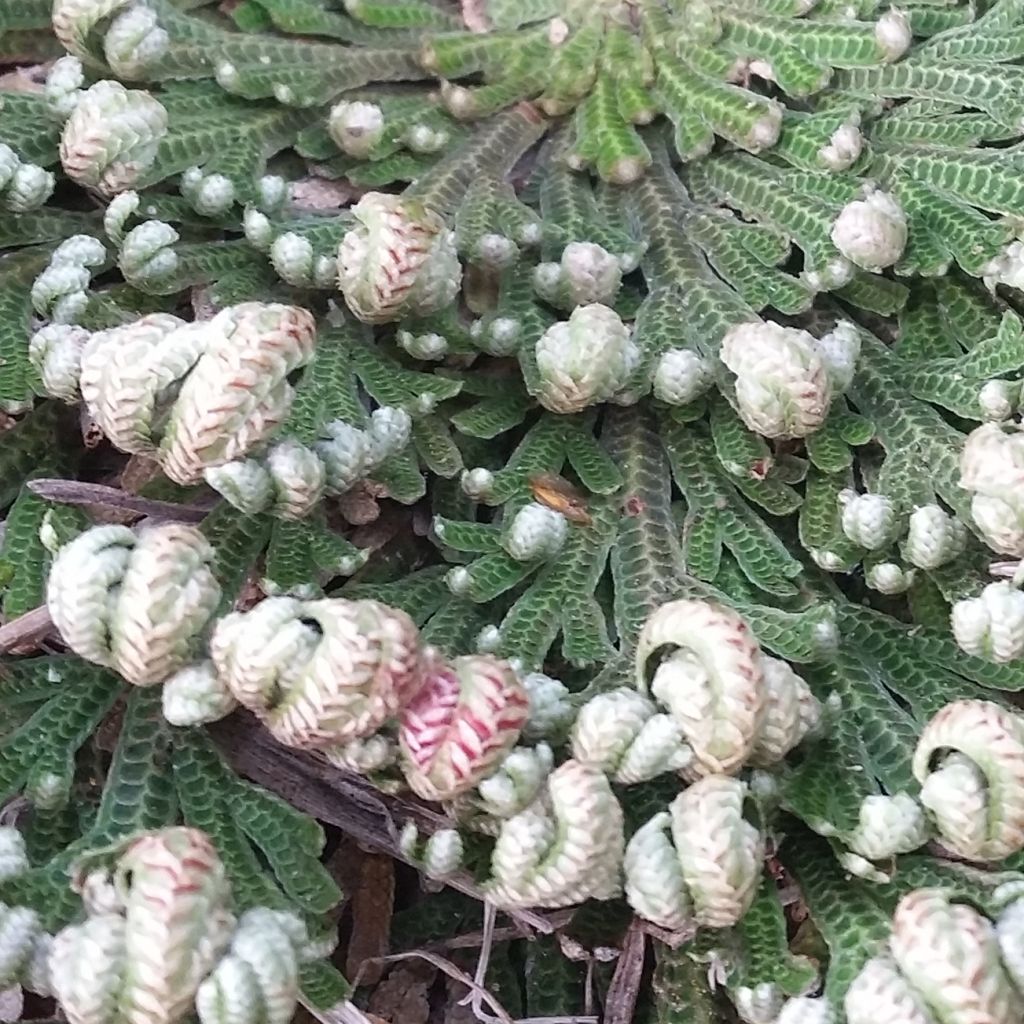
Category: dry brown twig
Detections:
[
  {"x1": 27, "y1": 479, "x2": 215, "y2": 522},
  {"x1": 602, "y1": 922, "x2": 647, "y2": 1024},
  {"x1": 0, "y1": 605, "x2": 55, "y2": 654},
  {"x1": 210, "y1": 715, "x2": 558, "y2": 936}
]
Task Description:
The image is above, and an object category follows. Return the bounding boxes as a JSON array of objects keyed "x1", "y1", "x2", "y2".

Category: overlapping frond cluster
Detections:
[{"x1": 10, "y1": 0, "x2": 1024, "y2": 1020}]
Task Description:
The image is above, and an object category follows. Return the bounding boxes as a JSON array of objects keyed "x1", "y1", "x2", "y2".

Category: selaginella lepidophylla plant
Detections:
[{"x1": 7, "y1": 0, "x2": 1024, "y2": 1020}]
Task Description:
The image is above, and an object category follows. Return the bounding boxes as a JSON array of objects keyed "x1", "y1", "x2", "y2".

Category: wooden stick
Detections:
[
  {"x1": 209, "y1": 715, "x2": 557, "y2": 935},
  {"x1": 0, "y1": 605, "x2": 55, "y2": 653},
  {"x1": 27, "y1": 479, "x2": 214, "y2": 522}
]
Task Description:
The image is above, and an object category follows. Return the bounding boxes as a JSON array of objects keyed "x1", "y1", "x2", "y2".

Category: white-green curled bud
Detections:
[
  {"x1": 322, "y1": 734, "x2": 397, "y2": 774},
  {"x1": 818, "y1": 120, "x2": 862, "y2": 172},
  {"x1": 830, "y1": 188, "x2": 907, "y2": 272},
  {"x1": 31, "y1": 234, "x2": 107, "y2": 324},
  {"x1": 533, "y1": 242, "x2": 622, "y2": 309},
  {"x1": 60, "y1": 81, "x2": 168, "y2": 196},
  {"x1": 475, "y1": 624, "x2": 501, "y2": 653},
  {"x1": 844, "y1": 956, "x2": 934, "y2": 1024},
  {"x1": 78, "y1": 869, "x2": 122, "y2": 917},
  {"x1": 327, "y1": 100, "x2": 384, "y2": 158},
  {"x1": 639, "y1": 598, "x2": 767, "y2": 776},
  {"x1": 270, "y1": 232, "x2": 315, "y2": 287},
  {"x1": 473, "y1": 315, "x2": 521, "y2": 356},
  {"x1": 571, "y1": 689, "x2": 691, "y2": 784},
  {"x1": 653, "y1": 348, "x2": 714, "y2": 405},
  {"x1": 623, "y1": 811, "x2": 691, "y2": 931},
  {"x1": 521, "y1": 672, "x2": 573, "y2": 740},
  {"x1": 673, "y1": 776, "x2": 762, "y2": 927},
  {"x1": 103, "y1": 4, "x2": 168, "y2": 78},
  {"x1": 29, "y1": 324, "x2": 90, "y2": 402},
  {"x1": 82, "y1": 303, "x2": 315, "y2": 482},
  {"x1": 0, "y1": 831, "x2": 28, "y2": 885},
  {"x1": 839, "y1": 490, "x2": 899, "y2": 550},
  {"x1": 194, "y1": 953, "x2": 262, "y2": 1024},
  {"x1": 504, "y1": 502, "x2": 568, "y2": 561},
  {"x1": 979, "y1": 380, "x2": 1017, "y2": 422},
  {"x1": 365, "y1": 406, "x2": 412, "y2": 466},
  {"x1": 919, "y1": 752, "x2": 987, "y2": 863},
  {"x1": 117, "y1": 219, "x2": 179, "y2": 288},
  {"x1": 902, "y1": 504, "x2": 967, "y2": 570},
  {"x1": 204, "y1": 459, "x2": 275, "y2": 515},
  {"x1": 313, "y1": 421, "x2": 369, "y2": 495},
  {"x1": 257, "y1": 175, "x2": 286, "y2": 214},
  {"x1": 624, "y1": 775, "x2": 763, "y2": 930},
  {"x1": 197, "y1": 909, "x2": 304, "y2": 1024},
  {"x1": 720, "y1": 321, "x2": 832, "y2": 439},
  {"x1": 535, "y1": 303, "x2": 637, "y2": 414},
  {"x1": 399, "y1": 822, "x2": 463, "y2": 879},
  {"x1": 889, "y1": 889, "x2": 1016, "y2": 1024},
  {"x1": 914, "y1": 700, "x2": 1024, "y2": 860},
  {"x1": 735, "y1": 984, "x2": 785, "y2": 1024},
  {"x1": 338, "y1": 192, "x2": 461, "y2": 323},
  {"x1": 103, "y1": 190, "x2": 140, "y2": 246},
  {"x1": 951, "y1": 582, "x2": 1024, "y2": 663},
  {"x1": 211, "y1": 596, "x2": 423, "y2": 749},
  {"x1": 45, "y1": 55, "x2": 85, "y2": 117},
  {"x1": 161, "y1": 660, "x2": 238, "y2": 727},
  {"x1": 265, "y1": 440, "x2": 326, "y2": 519},
  {"x1": 26, "y1": 767, "x2": 72, "y2": 810},
  {"x1": 0, "y1": 145, "x2": 18, "y2": 193},
  {"x1": 996, "y1": 900, "x2": 1024, "y2": 993},
  {"x1": 164, "y1": 302, "x2": 316, "y2": 484},
  {"x1": 777, "y1": 998, "x2": 834, "y2": 1024},
  {"x1": 483, "y1": 760, "x2": 624, "y2": 909},
  {"x1": 815, "y1": 319, "x2": 861, "y2": 392},
  {"x1": 421, "y1": 829, "x2": 463, "y2": 880},
  {"x1": 865, "y1": 561, "x2": 916, "y2": 595},
  {"x1": 404, "y1": 123, "x2": 449, "y2": 154},
  {"x1": 446, "y1": 566, "x2": 471, "y2": 596},
  {"x1": 960, "y1": 423, "x2": 1024, "y2": 555},
  {"x1": 460, "y1": 467, "x2": 494, "y2": 501},
  {"x1": 471, "y1": 233, "x2": 517, "y2": 270},
  {"x1": 750, "y1": 656, "x2": 821, "y2": 766},
  {"x1": 875, "y1": 8, "x2": 912, "y2": 60},
  {"x1": 844, "y1": 793, "x2": 930, "y2": 860},
  {"x1": 2, "y1": 161, "x2": 56, "y2": 213},
  {"x1": 46, "y1": 523, "x2": 222, "y2": 685},
  {"x1": 181, "y1": 167, "x2": 235, "y2": 217},
  {"x1": 398, "y1": 329, "x2": 448, "y2": 361},
  {"x1": 972, "y1": 495, "x2": 1024, "y2": 558},
  {"x1": 243, "y1": 207, "x2": 273, "y2": 252},
  {"x1": 23, "y1": 933, "x2": 53, "y2": 997},
  {"x1": 476, "y1": 743, "x2": 553, "y2": 818},
  {"x1": 31, "y1": 264, "x2": 91, "y2": 324},
  {"x1": 0, "y1": 906, "x2": 42, "y2": 990},
  {"x1": 49, "y1": 914, "x2": 126, "y2": 1024},
  {"x1": 313, "y1": 256, "x2": 339, "y2": 287}
]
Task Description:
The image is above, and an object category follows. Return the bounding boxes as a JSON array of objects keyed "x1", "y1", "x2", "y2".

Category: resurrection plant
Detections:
[{"x1": 10, "y1": 0, "x2": 1024, "y2": 1021}]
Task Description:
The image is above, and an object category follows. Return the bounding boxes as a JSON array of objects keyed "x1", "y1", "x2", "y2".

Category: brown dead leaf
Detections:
[
  {"x1": 235, "y1": 573, "x2": 266, "y2": 612},
  {"x1": 0, "y1": 64, "x2": 50, "y2": 93},
  {"x1": 191, "y1": 286, "x2": 219, "y2": 321},
  {"x1": 365, "y1": 963, "x2": 433, "y2": 1024},
  {"x1": 0, "y1": 606, "x2": 55, "y2": 655},
  {"x1": 289, "y1": 177, "x2": 357, "y2": 212},
  {"x1": 344, "y1": 848, "x2": 395, "y2": 986},
  {"x1": 460, "y1": 0, "x2": 489, "y2": 32},
  {"x1": 80, "y1": 407, "x2": 105, "y2": 450},
  {"x1": 603, "y1": 922, "x2": 646, "y2": 1024},
  {"x1": 118, "y1": 455, "x2": 164, "y2": 495},
  {"x1": 337, "y1": 482, "x2": 383, "y2": 526},
  {"x1": 443, "y1": 973, "x2": 481, "y2": 1024}
]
